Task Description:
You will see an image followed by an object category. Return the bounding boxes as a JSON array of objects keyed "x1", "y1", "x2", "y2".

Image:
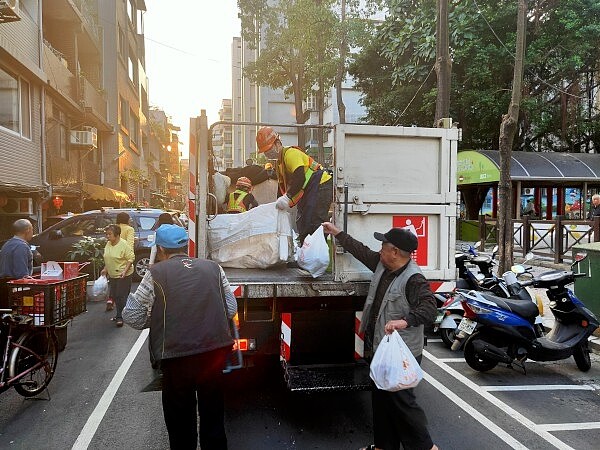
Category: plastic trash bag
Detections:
[
  {"x1": 90, "y1": 275, "x2": 109, "y2": 302},
  {"x1": 369, "y1": 330, "x2": 423, "y2": 391},
  {"x1": 297, "y1": 225, "x2": 329, "y2": 278}
]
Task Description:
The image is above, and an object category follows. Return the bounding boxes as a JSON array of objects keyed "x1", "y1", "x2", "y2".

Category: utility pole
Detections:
[{"x1": 434, "y1": 0, "x2": 451, "y2": 126}]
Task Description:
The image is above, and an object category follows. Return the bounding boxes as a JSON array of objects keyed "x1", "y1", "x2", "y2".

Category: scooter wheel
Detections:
[
  {"x1": 440, "y1": 327, "x2": 458, "y2": 348},
  {"x1": 573, "y1": 341, "x2": 591, "y2": 372},
  {"x1": 464, "y1": 335, "x2": 498, "y2": 372}
]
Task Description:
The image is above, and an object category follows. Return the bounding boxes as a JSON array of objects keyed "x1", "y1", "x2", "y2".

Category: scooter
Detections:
[{"x1": 452, "y1": 255, "x2": 599, "y2": 373}]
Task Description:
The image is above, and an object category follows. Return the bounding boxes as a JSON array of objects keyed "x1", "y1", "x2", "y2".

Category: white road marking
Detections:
[
  {"x1": 72, "y1": 329, "x2": 149, "y2": 450},
  {"x1": 482, "y1": 385, "x2": 596, "y2": 392},
  {"x1": 423, "y1": 349, "x2": 575, "y2": 450},
  {"x1": 423, "y1": 373, "x2": 527, "y2": 449},
  {"x1": 435, "y1": 357, "x2": 465, "y2": 363},
  {"x1": 537, "y1": 422, "x2": 600, "y2": 432}
]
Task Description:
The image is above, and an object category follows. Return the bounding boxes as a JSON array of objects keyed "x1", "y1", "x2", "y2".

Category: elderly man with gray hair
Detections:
[
  {"x1": 0, "y1": 219, "x2": 34, "y2": 279},
  {"x1": 0, "y1": 219, "x2": 34, "y2": 309},
  {"x1": 587, "y1": 194, "x2": 600, "y2": 220}
]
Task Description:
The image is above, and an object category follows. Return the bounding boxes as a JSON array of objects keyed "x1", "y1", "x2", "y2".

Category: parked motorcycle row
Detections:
[{"x1": 432, "y1": 243, "x2": 599, "y2": 373}]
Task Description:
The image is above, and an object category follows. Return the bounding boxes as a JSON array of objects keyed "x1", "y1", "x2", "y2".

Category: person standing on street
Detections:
[
  {"x1": 123, "y1": 224, "x2": 237, "y2": 450},
  {"x1": 0, "y1": 219, "x2": 34, "y2": 308},
  {"x1": 256, "y1": 126, "x2": 333, "y2": 245},
  {"x1": 321, "y1": 221, "x2": 438, "y2": 450},
  {"x1": 106, "y1": 212, "x2": 136, "y2": 312},
  {"x1": 587, "y1": 194, "x2": 600, "y2": 220},
  {"x1": 0, "y1": 219, "x2": 34, "y2": 279},
  {"x1": 100, "y1": 224, "x2": 134, "y2": 327},
  {"x1": 148, "y1": 212, "x2": 175, "y2": 266}
]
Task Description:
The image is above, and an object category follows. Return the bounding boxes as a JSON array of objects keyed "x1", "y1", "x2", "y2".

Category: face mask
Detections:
[{"x1": 264, "y1": 148, "x2": 278, "y2": 160}]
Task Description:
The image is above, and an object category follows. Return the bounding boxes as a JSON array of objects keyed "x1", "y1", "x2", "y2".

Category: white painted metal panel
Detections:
[{"x1": 332, "y1": 125, "x2": 459, "y2": 283}]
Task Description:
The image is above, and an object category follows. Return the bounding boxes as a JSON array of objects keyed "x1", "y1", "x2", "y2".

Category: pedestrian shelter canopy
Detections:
[
  {"x1": 457, "y1": 150, "x2": 600, "y2": 220},
  {"x1": 458, "y1": 150, "x2": 600, "y2": 185}
]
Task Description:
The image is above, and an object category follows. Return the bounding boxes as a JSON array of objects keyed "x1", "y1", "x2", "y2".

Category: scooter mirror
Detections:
[
  {"x1": 474, "y1": 241, "x2": 482, "y2": 249},
  {"x1": 511, "y1": 264, "x2": 525, "y2": 275},
  {"x1": 492, "y1": 245, "x2": 499, "y2": 254},
  {"x1": 524, "y1": 252, "x2": 535, "y2": 261}
]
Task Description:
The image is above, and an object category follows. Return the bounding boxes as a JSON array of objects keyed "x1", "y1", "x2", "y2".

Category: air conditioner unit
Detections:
[
  {"x1": 70, "y1": 127, "x2": 98, "y2": 148},
  {"x1": 0, "y1": 197, "x2": 33, "y2": 215},
  {"x1": 522, "y1": 188, "x2": 534, "y2": 196},
  {"x1": 0, "y1": 0, "x2": 20, "y2": 23}
]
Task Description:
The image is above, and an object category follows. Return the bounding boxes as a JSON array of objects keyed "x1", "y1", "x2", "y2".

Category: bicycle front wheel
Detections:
[{"x1": 9, "y1": 328, "x2": 58, "y2": 397}]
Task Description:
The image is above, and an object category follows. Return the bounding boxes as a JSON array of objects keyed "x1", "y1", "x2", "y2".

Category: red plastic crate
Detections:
[{"x1": 7, "y1": 275, "x2": 88, "y2": 326}]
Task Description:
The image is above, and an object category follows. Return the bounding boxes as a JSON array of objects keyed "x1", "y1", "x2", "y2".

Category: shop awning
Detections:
[{"x1": 82, "y1": 183, "x2": 129, "y2": 203}]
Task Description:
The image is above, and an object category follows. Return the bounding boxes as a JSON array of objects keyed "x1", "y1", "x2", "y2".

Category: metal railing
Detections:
[{"x1": 475, "y1": 216, "x2": 600, "y2": 263}]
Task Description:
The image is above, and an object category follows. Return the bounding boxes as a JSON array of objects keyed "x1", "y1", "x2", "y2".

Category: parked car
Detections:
[
  {"x1": 42, "y1": 212, "x2": 78, "y2": 230},
  {"x1": 31, "y1": 208, "x2": 184, "y2": 281}
]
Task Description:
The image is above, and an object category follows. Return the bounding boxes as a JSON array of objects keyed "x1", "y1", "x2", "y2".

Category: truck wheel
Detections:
[
  {"x1": 573, "y1": 341, "x2": 591, "y2": 372},
  {"x1": 133, "y1": 253, "x2": 150, "y2": 282},
  {"x1": 463, "y1": 335, "x2": 498, "y2": 372}
]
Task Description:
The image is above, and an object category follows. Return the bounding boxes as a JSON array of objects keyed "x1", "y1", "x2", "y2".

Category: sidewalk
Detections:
[{"x1": 513, "y1": 256, "x2": 600, "y2": 355}]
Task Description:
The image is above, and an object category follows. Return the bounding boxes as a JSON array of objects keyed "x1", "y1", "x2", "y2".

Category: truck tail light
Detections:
[{"x1": 233, "y1": 338, "x2": 256, "y2": 351}]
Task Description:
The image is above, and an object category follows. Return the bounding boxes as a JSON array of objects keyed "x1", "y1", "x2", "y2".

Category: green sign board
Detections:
[{"x1": 457, "y1": 150, "x2": 500, "y2": 185}]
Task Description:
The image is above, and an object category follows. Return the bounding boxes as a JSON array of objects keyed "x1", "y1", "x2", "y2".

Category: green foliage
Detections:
[
  {"x1": 350, "y1": 0, "x2": 600, "y2": 152},
  {"x1": 238, "y1": 0, "x2": 375, "y2": 124},
  {"x1": 67, "y1": 236, "x2": 106, "y2": 279}
]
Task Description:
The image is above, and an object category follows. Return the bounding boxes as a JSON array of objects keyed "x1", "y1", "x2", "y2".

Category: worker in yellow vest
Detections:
[
  {"x1": 226, "y1": 176, "x2": 259, "y2": 214},
  {"x1": 256, "y1": 126, "x2": 333, "y2": 244}
]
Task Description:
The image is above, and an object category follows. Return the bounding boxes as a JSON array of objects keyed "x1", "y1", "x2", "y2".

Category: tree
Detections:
[
  {"x1": 497, "y1": 0, "x2": 527, "y2": 275},
  {"x1": 350, "y1": 0, "x2": 600, "y2": 153},
  {"x1": 238, "y1": 0, "x2": 338, "y2": 146}
]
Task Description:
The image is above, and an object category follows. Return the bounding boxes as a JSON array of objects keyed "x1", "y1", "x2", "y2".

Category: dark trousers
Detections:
[
  {"x1": 108, "y1": 275, "x2": 132, "y2": 320},
  {"x1": 161, "y1": 347, "x2": 230, "y2": 450},
  {"x1": 297, "y1": 178, "x2": 333, "y2": 245},
  {"x1": 372, "y1": 355, "x2": 433, "y2": 450}
]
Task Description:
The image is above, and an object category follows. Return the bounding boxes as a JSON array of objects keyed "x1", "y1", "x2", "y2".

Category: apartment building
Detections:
[
  {"x1": 149, "y1": 107, "x2": 181, "y2": 209},
  {"x1": 212, "y1": 98, "x2": 232, "y2": 170},
  {"x1": 0, "y1": 0, "x2": 156, "y2": 236},
  {"x1": 100, "y1": 0, "x2": 151, "y2": 204}
]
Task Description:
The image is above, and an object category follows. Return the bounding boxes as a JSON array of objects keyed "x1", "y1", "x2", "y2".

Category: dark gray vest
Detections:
[
  {"x1": 149, "y1": 255, "x2": 233, "y2": 362},
  {"x1": 359, "y1": 260, "x2": 425, "y2": 356}
]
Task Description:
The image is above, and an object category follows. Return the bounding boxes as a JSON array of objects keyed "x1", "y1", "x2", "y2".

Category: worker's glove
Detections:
[{"x1": 275, "y1": 195, "x2": 292, "y2": 210}]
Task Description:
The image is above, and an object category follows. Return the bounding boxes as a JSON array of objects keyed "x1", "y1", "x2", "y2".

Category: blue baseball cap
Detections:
[{"x1": 154, "y1": 224, "x2": 188, "y2": 249}]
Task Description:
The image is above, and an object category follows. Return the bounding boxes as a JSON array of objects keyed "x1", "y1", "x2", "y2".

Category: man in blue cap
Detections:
[
  {"x1": 322, "y1": 221, "x2": 438, "y2": 450},
  {"x1": 123, "y1": 224, "x2": 237, "y2": 449}
]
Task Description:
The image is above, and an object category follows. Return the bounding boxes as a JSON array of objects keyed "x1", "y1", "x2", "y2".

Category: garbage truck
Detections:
[{"x1": 188, "y1": 113, "x2": 460, "y2": 391}]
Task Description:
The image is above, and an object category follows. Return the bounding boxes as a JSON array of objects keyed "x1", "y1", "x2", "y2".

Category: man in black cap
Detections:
[{"x1": 322, "y1": 222, "x2": 438, "y2": 450}]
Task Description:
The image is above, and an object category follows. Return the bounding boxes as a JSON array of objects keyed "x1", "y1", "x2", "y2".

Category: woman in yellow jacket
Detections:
[
  {"x1": 101, "y1": 224, "x2": 134, "y2": 327},
  {"x1": 106, "y1": 212, "x2": 136, "y2": 311}
]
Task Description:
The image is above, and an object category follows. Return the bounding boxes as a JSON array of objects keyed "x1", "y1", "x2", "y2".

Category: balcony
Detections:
[
  {"x1": 43, "y1": 41, "x2": 78, "y2": 105},
  {"x1": 80, "y1": 75, "x2": 107, "y2": 121}
]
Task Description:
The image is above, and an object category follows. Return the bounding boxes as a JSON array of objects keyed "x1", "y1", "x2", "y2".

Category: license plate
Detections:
[{"x1": 457, "y1": 317, "x2": 477, "y2": 335}]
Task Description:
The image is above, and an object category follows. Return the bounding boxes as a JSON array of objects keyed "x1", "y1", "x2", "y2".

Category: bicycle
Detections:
[{"x1": 0, "y1": 308, "x2": 58, "y2": 398}]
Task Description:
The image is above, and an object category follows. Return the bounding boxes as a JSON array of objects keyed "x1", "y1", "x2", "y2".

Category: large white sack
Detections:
[{"x1": 208, "y1": 203, "x2": 293, "y2": 268}]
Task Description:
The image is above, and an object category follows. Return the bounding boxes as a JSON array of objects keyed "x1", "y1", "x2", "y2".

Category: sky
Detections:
[{"x1": 143, "y1": 0, "x2": 240, "y2": 158}]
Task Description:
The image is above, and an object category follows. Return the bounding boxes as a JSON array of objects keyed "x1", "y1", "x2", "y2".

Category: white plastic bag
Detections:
[
  {"x1": 297, "y1": 225, "x2": 330, "y2": 278},
  {"x1": 90, "y1": 275, "x2": 109, "y2": 302},
  {"x1": 369, "y1": 330, "x2": 423, "y2": 391}
]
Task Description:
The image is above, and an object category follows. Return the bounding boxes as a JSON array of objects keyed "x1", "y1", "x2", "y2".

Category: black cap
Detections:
[{"x1": 374, "y1": 228, "x2": 418, "y2": 252}]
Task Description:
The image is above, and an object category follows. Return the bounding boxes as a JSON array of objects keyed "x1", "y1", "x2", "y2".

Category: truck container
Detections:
[{"x1": 189, "y1": 115, "x2": 460, "y2": 391}]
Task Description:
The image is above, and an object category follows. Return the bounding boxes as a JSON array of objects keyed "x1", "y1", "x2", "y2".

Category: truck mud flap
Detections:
[{"x1": 284, "y1": 361, "x2": 372, "y2": 392}]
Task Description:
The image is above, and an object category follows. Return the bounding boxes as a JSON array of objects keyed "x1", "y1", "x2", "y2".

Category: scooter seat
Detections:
[{"x1": 479, "y1": 293, "x2": 539, "y2": 319}]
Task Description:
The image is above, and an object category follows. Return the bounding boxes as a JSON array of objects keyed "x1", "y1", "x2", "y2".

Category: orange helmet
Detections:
[
  {"x1": 236, "y1": 176, "x2": 252, "y2": 190},
  {"x1": 256, "y1": 126, "x2": 279, "y2": 153},
  {"x1": 264, "y1": 162, "x2": 273, "y2": 170}
]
